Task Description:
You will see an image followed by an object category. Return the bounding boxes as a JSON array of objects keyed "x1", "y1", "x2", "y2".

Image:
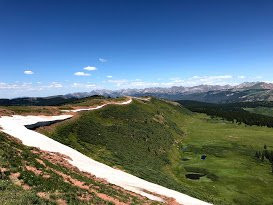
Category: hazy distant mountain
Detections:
[
  {"x1": 83, "y1": 82, "x2": 273, "y2": 103},
  {"x1": 1, "y1": 82, "x2": 273, "y2": 105},
  {"x1": 82, "y1": 84, "x2": 232, "y2": 98},
  {"x1": 74, "y1": 82, "x2": 273, "y2": 103}
]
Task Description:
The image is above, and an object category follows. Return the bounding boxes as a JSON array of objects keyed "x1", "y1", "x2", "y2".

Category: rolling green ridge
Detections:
[
  {"x1": 44, "y1": 98, "x2": 273, "y2": 204},
  {"x1": 46, "y1": 99, "x2": 189, "y2": 194}
]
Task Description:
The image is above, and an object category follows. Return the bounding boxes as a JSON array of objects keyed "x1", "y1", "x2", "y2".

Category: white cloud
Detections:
[
  {"x1": 107, "y1": 79, "x2": 160, "y2": 88},
  {"x1": 0, "y1": 81, "x2": 69, "y2": 98},
  {"x1": 74, "y1": 72, "x2": 91, "y2": 76},
  {"x1": 191, "y1": 75, "x2": 232, "y2": 80},
  {"x1": 48, "y1": 82, "x2": 63, "y2": 88},
  {"x1": 130, "y1": 81, "x2": 160, "y2": 87},
  {"x1": 106, "y1": 75, "x2": 235, "y2": 88},
  {"x1": 107, "y1": 79, "x2": 128, "y2": 87},
  {"x1": 0, "y1": 74, "x2": 253, "y2": 98},
  {"x1": 72, "y1": 82, "x2": 96, "y2": 88},
  {"x1": 106, "y1": 75, "x2": 113, "y2": 78},
  {"x1": 86, "y1": 84, "x2": 96, "y2": 87},
  {"x1": 99, "y1": 58, "x2": 107, "y2": 63},
  {"x1": 0, "y1": 82, "x2": 33, "y2": 90},
  {"x1": 72, "y1": 83, "x2": 79, "y2": 87},
  {"x1": 24, "y1": 70, "x2": 34, "y2": 75},
  {"x1": 160, "y1": 75, "x2": 234, "y2": 87},
  {"x1": 238, "y1": 75, "x2": 246, "y2": 79},
  {"x1": 189, "y1": 75, "x2": 233, "y2": 85},
  {"x1": 83, "y1": 66, "x2": 97, "y2": 71}
]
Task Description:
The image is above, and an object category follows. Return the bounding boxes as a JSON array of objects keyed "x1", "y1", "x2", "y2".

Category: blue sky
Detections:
[{"x1": 0, "y1": 0, "x2": 273, "y2": 98}]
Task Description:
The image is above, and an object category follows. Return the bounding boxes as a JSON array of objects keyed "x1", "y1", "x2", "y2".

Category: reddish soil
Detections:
[
  {"x1": 0, "y1": 106, "x2": 62, "y2": 116},
  {"x1": 37, "y1": 192, "x2": 50, "y2": 200},
  {"x1": 143, "y1": 189, "x2": 180, "y2": 205},
  {"x1": 25, "y1": 165, "x2": 43, "y2": 175},
  {"x1": 165, "y1": 198, "x2": 181, "y2": 205},
  {"x1": 36, "y1": 158, "x2": 46, "y2": 167},
  {"x1": 56, "y1": 199, "x2": 68, "y2": 205},
  {"x1": 25, "y1": 165, "x2": 51, "y2": 179},
  {"x1": 0, "y1": 108, "x2": 13, "y2": 116},
  {"x1": 9, "y1": 172, "x2": 31, "y2": 190},
  {"x1": 51, "y1": 168, "x2": 127, "y2": 205},
  {"x1": 0, "y1": 167, "x2": 8, "y2": 172},
  {"x1": 32, "y1": 148, "x2": 164, "y2": 204}
]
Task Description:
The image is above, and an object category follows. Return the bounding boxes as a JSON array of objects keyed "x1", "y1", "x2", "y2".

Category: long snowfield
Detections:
[{"x1": 0, "y1": 98, "x2": 211, "y2": 205}]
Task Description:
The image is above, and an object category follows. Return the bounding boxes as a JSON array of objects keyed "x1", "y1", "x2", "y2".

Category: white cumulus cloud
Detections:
[
  {"x1": 24, "y1": 70, "x2": 34, "y2": 75},
  {"x1": 107, "y1": 79, "x2": 128, "y2": 87},
  {"x1": 48, "y1": 82, "x2": 63, "y2": 88},
  {"x1": 107, "y1": 75, "x2": 113, "y2": 78},
  {"x1": 106, "y1": 75, "x2": 235, "y2": 88},
  {"x1": 83, "y1": 66, "x2": 97, "y2": 71},
  {"x1": 74, "y1": 72, "x2": 90, "y2": 76},
  {"x1": 72, "y1": 82, "x2": 96, "y2": 88}
]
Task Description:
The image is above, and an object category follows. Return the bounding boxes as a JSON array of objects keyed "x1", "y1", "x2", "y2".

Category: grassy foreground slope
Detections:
[
  {"x1": 0, "y1": 133, "x2": 159, "y2": 205},
  {"x1": 46, "y1": 98, "x2": 273, "y2": 205}
]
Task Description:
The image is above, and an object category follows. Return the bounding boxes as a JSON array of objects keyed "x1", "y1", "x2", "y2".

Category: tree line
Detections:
[{"x1": 177, "y1": 100, "x2": 273, "y2": 128}]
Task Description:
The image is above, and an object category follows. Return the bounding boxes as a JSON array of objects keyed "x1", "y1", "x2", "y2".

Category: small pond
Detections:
[{"x1": 185, "y1": 173, "x2": 206, "y2": 180}]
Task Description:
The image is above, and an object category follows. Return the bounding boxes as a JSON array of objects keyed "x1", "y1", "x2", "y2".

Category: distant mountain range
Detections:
[
  {"x1": 72, "y1": 82, "x2": 273, "y2": 103},
  {"x1": 1, "y1": 82, "x2": 273, "y2": 105}
]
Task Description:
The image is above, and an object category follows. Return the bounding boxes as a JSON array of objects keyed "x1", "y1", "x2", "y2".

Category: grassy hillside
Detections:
[
  {"x1": 65, "y1": 96, "x2": 127, "y2": 106},
  {"x1": 0, "y1": 132, "x2": 159, "y2": 205},
  {"x1": 59, "y1": 96, "x2": 128, "y2": 111},
  {"x1": 45, "y1": 99, "x2": 189, "y2": 194},
  {"x1": 245, "y1": 106, "x2": 273, "y2": 117},
  {"x1": 0, "y1": 106, "x2": 62, "y2": 116},
  {"x1": 45, "y1": 98, "x2": 273, "y2": 204}
]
